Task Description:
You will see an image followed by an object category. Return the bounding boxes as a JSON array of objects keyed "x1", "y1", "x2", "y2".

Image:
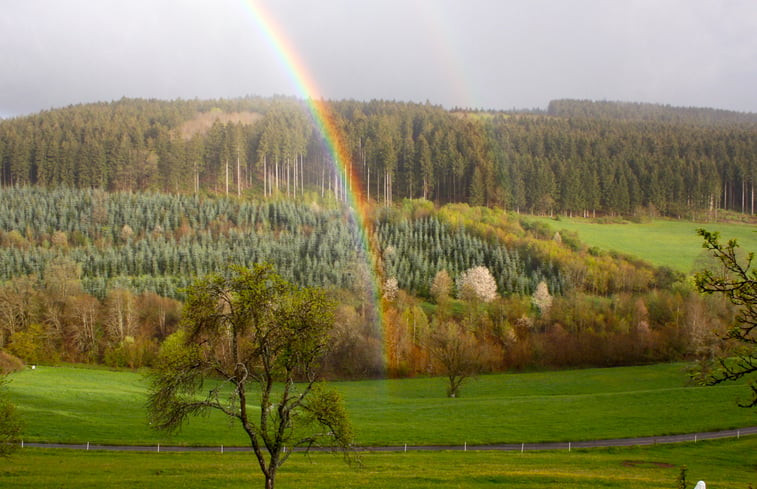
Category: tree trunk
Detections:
[{"x1": 723, "y1": 181, "x2": 727, "y2": 210}]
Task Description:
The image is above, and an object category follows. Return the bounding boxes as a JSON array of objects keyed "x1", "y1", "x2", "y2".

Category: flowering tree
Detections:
[
  {"x1": 383, "y1": 277, "x2": 399, "y2": 302},
  {"x1": 457, "y1": 266, "x2": 498, "y2": 303},
  {"x1": 430, "y1": 270, "x2": 453, "y2": 303},
  {"x1": 532, "y1": 281, "x2": 553, "y2": 316}
]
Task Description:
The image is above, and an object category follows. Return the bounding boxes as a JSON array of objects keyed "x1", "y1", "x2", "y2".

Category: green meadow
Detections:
[
  {"x1": 528, "y1": 216, "x2": 757, "y2": 273},
  {"x1": 6, "y1": 364, "x2": 755, "y2": 447},
  {"x1": 1, "y1": 439, "x2": 755, "y2": 489}
]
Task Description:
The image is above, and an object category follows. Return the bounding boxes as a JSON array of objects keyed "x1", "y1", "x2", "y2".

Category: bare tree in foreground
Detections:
[{"x1": 148, "y1": 264, "x2": 353, "y2": 489}]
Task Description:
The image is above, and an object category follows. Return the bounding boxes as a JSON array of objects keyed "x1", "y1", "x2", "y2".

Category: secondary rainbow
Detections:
[{"x1": 239, "y1": 0, "x2": 385, "y2": 335}]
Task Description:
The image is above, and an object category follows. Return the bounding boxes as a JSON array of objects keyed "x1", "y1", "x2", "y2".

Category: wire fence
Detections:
[{"x1": 18, "y1": 427, "x2": 757, "y2": 453}]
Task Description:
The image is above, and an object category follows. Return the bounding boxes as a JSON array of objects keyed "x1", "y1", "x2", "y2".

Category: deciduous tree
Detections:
[
  {"x1": 430, "y1": 269, "x2": 452, "y2": 304},
  {"x1": 457, "y1": 266, "x2": 498, "y2": 303},
  {"x1": 532, "y1": 280, "x2": 553, "y2": 316},
  {"x1": 693, "y1": 229, "x2": 757, "y2": 407},
  {"x1": 427, "y1": 319, "x2": 483, "y2": 398},
  {"x1": 148, "y1": 264, "x2": 352, "y2": 489}
]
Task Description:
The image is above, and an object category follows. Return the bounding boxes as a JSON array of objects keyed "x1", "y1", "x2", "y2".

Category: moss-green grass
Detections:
[
  {"x1": 528, "y1": 217, "x2": 757, "y2": 273},
  {"x1": 6, "y1": 364, "x2": 755, "y2": 447},
  {"x1": 1, "y1": 438, "x2": 754, "y2": 489}
]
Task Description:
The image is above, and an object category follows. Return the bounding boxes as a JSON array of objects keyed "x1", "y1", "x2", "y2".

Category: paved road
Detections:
[{"x1": 21, "y1": 426, "x2": 757, "y2": 453}]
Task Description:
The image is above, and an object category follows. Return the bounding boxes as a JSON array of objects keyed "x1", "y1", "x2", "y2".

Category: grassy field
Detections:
[
  {"x1": 6, "y1": 363, "x2": 755, "y2": 447},
  {"x1": 1, "y1": 438, "x2": 755, "y2": 488},
  {"x1": 528, "y1": 216, "x2": 757, "y2": 273}
]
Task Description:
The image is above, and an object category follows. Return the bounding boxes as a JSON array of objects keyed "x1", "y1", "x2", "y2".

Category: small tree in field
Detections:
[
  {"x1": 457, "y1": 266, "x2": 498, "y2": 303},
  {"x1": 148, "y1": 264, "x2": 352, "y2": 489},
  {"x1": 427, "y1": 319, "x2": 483, "y2": 398},
  {"x1": 693, "y1": 230, "x2": 757, "y2": 407}
]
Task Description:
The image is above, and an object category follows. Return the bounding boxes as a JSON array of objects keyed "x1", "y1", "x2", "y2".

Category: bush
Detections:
[{"x1": 0, "y1": 351, "x2": 24, "y2": 374}]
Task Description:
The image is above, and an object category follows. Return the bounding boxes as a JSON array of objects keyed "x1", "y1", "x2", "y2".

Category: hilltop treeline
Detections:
[
  {"x1": 547, "y1": 99, "x2": 757, "y2": 125},
  {"x1": 1, "y1": 97, "x2": 756, "y2": 217}
]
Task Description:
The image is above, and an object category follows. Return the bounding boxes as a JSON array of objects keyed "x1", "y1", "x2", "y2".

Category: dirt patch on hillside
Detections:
[{"x1": 179, "y1": 110, "x2": 262, "y2": 139}]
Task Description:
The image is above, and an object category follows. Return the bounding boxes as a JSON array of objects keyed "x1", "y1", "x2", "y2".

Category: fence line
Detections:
[{"x1": 19, "y1": 427, "x2": 757, "y2": 454}]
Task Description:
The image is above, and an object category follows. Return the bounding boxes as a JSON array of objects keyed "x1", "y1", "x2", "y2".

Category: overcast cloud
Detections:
[{"x1": 1, "y1": 0, "x2": 756, "y2": 118}]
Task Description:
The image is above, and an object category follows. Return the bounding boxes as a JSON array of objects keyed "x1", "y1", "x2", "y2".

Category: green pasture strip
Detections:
[
  {"x1": 344, "y1": 368, "x2": 755, "y2": 446},
  {"x1": 1, "y1": 438, "x2": 754, "y2": 489},
  {"x1": 6, "y1": 366, "x2": 247, "y2": 446},
  {"x1": 7, "y1": 363, "x2": 755, "y2": 447},
  {"x1": 528, "y1": 217, "x2": 757, "y2": 273}
]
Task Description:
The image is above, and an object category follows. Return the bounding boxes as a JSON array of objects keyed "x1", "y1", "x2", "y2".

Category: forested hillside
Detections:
[
  {"x1": 1, "y1": 97, "x2": 756, "y2": 217},
  {"x1": 0, "y1": 187, "x2": 567, "y2": 300},
  {"x1": 0, "y1": 97, "x2": 750, "y2": 376},
  {"x1": 0, "y1": 187, "x2": 730, "y2": 374}
]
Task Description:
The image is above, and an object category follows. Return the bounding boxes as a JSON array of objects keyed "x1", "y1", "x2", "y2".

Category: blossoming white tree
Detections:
[
  {"x1": 383, "y1": 277, "x2": 399, "y2": 302},
  {"x1": 532, "y1": 280, "x2": 553, "y2": 316},
  {"x1": 456, "y1": 266, "x2": 498, "y2": 303}
]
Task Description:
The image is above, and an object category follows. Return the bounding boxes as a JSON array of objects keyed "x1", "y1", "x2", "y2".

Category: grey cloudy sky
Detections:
[{"x1": 1, "y1": 0, "x2": 756, "y2": 118}]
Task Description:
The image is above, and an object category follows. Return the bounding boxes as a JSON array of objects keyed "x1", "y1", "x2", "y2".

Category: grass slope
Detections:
[
  {"x1": 6, "y1": 364, "x2": 755, "y2": 447},
  {"x1": 1, "y1": 438, "x2": 755, "y2": 489},
  {"x1": 529, "y1": 217, "x2": 757, "y2": 273}
]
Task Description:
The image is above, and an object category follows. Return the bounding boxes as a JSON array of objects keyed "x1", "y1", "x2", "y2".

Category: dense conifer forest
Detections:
[{"x1": 1, "y1": 97, "x2": 755, "y2": 217}]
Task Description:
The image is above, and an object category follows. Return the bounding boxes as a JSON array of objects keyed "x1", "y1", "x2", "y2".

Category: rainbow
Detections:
[{"x1": 239, "y1": 0, "x2": 385, "y2": 350}]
